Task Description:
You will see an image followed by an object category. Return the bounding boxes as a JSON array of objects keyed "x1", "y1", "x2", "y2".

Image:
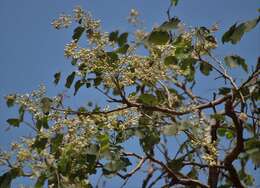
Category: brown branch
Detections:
[
  {"x1": 122, "y1": 151, "x2": 209, "y2": 188},
  {"x1": 122, "y1": 157, "x2": 147, "y2": 179},
  {"x1": 118, "y1": 157, "x2": 147, "y2": 188},
  {"x1": 95, "y1": 86, "x2": 122, "y2": 103},
  {"x1": 223, "y1": 100, "x2": 245, "y2": 188},
  {"x1": 225, "y1": 164, "x2": 244, "y2": 188},
  {"x1": 123, "y1": 94, "x2": 232, "y2": 116},
  {"x1": 238, "y1": 65, "x2": 260, "y2": 89},
  {"x1": 142, "y1": 161, "x2": 155, "y2": 188},
  {"x1": 51, "y1": 93, "x2": 231, "y2": 121},
  {"x1": 174, "y1": 81, "x2": 198, "y2": 101},
  {"x1": 208, "y1": 54, "x2": 240, "y2": 91},
  {"x1": 147, "y1": 172, "x2": 166, "y2": 188},
  {"x1": 51, "y1": 106, "x2": 131, "y2": 116},
  {"x1": 146, "y1": 155, "x2": 209, "y2": 188},
  {"x1": 208, "y1": 97, "x2": 220, "y2": 188},
  {"x1": 182, "y1": 162, "x2": 225, "y2": 169},
  {"x1": 224, "y1": 105, "x2": 244, "y2": 164},
  {"x1": 54, "y1": 71, "x2": 259, "y2": 119},
  {"x1": 122, "y1": 151, "x2": 143, "y2": 160}
]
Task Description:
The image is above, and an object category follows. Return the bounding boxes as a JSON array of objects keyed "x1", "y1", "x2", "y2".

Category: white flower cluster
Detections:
[
  {"x1": 189, "y1": 115, "x2": 218, "y2": 166},
  {"x1": 128, "y1": 8, "x2": 140, "y2": 25},
  {"x1": 52, "y1": 14, "x2": 72, "y2": 29}
]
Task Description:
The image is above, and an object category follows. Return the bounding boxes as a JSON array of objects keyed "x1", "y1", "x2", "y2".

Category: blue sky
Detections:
[{"x1": 0, "y1": 0, "x2": 259, "y2": 187}]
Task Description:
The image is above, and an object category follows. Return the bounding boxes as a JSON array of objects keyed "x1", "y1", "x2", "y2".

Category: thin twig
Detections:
[
  {"x1": 51, "y1": 106, "x2": 131, "y2": 116},
  {"x1": 122, "y1": 157, "x2": 147, "y2": 179}
]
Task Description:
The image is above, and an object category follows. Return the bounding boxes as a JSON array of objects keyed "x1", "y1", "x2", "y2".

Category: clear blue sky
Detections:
[{"x1": 0, "y1": 0, "x2": 259, "y2": 187}]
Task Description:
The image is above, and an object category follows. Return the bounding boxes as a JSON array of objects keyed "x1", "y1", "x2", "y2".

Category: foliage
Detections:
[{"x1": 1, "y1": 2, "x2": 260, "y2": 188}]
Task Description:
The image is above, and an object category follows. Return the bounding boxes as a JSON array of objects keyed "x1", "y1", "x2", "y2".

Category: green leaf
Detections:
[
  {"x1": 86, "y1": 144, "x2": 99, "y2": 156},
  {"x1": 118, "y1": 32, "x2": 128, "y2": 47},
  {"x1": 173, "y1": 35, "x2": 193, "y2": 58},
  {"x1": 137, "y1": 94, "x2": 158, "y2": 105},
  {"x1": 179, "y1": 58, "x2": 196, "y2": 82},
  {"x1": 245, "y1": 139, "x2": 260, "y2": 166},
  {"x1": 162, "y1": 125, "x2": 178, "y2": 135},
  {"x1": 57, "y1": 145, "x2": 74, "y2": 175},
  {"x1": 171, "y1": 0, "x2": 179, "y2": 6},
  {"x1": 164, "y1": 56, "x2": 178, "y2": 65},
  {"x1": 0, "y1": 168, "x2": 21, "y2": 188},
  {"x1": 217, "y1": 128, "x2": 227, "y2": 137},
  {"x1": 72, "y1": 26, "x2": 85, "y2": 42},
  {"x1": 243, "y1": 175, "x2": 254, "y2": 186},
  {"x1": 218, "y1": 87, "x2": 231, "y2": 95},
  {"x1": 245, "y1": 139, "x2": 260, "y2": 150},
  {"x1": 32, "y1": 136, "x2": 48, "y2": 152},
  {"x1": 116, "y1": 129, "x2": 135, "y2": 143},
  {"x1": 5, "y1": 95, "x2": 16, "y2": 108},
  {"x1": 71, "y1": 58, "x2": 77, "y2": 65},
  {"x1": 7, "y1": 118, "x2": 20, "y2": 127},
  {"x1": 222, "y1": 17, "x2": 260, "y2": 44},
  {"x1": 248, "y1": 149, "x2": 260, "y2": 166},
  {"x1": 84, "y1": 154, "x2": 97, "y2": 174},
  {"x1": 53, "y1": 72, "x2": 61, "y2": 85},
  {"x1": 148, "y1": 30, "x2": 169, "y2": 45},
  {"x1": 242, "y1": 17, "x2": 260, "y2": 32},
  {"x1": 187, "y1": 167, "x2": 198, "y2": 179},
  {"x1": 74, "y1": 80, "x2": 85, "y2": 96},
  {"x1": 159, "y1": 17, "x2": 180, "y2": 31},
  {"x1": 104, "y1": 157, "x2": 131, "y2": 174},
  {"x1": 106, "y1": 52, "x2": 118, "y2": 63},
  {"x1": 65, "y1": 72, "x2": 76, "y2": 88},
  {"x1": 140, "y1": 131, "x2": 160, "y2": 153},
  {"x1": 210, "y1": 114, "x2": 225, "y2": 121},
  {"x1": 224, "y1": 55, "x2": 248, "y2": 72},
  {"x1": 36, "y1": 116, "x2": 49, "y2": 130},
  {"x1": 225, "y1": 130, "x2": 234, "y2": 140},
  {"x1": 109, "y1": 30, "x2": 119, "y2": 42},
  {"x1": 199, "y1": 61, "x2": 213, "y2": 76},
  {"x1": 34, "y1": 173, "x2": 47, "y2": 188},
  {"x1": 18, "y1": 106, "x2": 25, "y2": 121},
  {"x1": 98, "y1": 134, "x2": 110, "y2": 153},
  {"x1": 0, "y1": 172, "x2": 12, "y2": 188},
  {"x1": 93, "y1": 77, "x2": 102, "y2": 87},
  {"x1": 138, "y1": 115, "x2": 151, "y2": 127},
  {"x1": 168, "y1": 158, "x2": 184, "y2": 171},
  {"x1": 40, "y1": 97, "x2": 53, "y2": 115},
  {"x1": 222, "y1": 23, "x2": 237, "y2": 44},
  {"x1": 116, "y1": 44, "x2": 129, "y2": 54},
  {"x1": 50, "y1": 133, "x2": 63, "y2": 154}
]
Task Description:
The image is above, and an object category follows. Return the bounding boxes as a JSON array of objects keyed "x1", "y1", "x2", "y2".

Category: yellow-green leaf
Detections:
[
  {"x1": 224, "y1": 55, "x2": 248, "y2": 72},
  {"x1": 72, "y1": 26, "x2": 85, "y2": 42},
  {"x1": 53, "y1": 72, "x2": 61, "y2": 85},
  {"x1": 7, "y1": 118, "x2": 20, "y2": 127},
  {"x1": 148, "y1": 30, "x2": 169, "y2": 45},
  {"x1": 65, "y1": 72, "x2": 76, "y2": 88}
]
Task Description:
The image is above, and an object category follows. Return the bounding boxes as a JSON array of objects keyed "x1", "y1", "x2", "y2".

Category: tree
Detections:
[{"x1": 1, "y1": 1, "x2": 260, "y2": 187}]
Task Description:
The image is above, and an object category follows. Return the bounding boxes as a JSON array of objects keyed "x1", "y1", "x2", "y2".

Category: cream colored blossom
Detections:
[
  {"x1": 239, "y1": 113, "x2": 248, "y2": 122},
  {"x1": 52, "y1": 14, "x2": 72, "y2": 29},
  {"x1": 64, "y1": 40, "x2": 78, "y2": 58},
  {"x1": 17, "y1": 149, "x2": 31, "y2": 161},
  {"x1": 73, "y1": 6, "x2": 84, "y2": 21},
  {"x1": 128, "y1": 8, "x2": 140, "y2": 25}
]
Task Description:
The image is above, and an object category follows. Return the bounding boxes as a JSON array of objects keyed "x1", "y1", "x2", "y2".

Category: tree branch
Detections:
[
  {"x1": 223, "y1": 99, "x2": 245, "y2": 188},
  {"x1": 146, "y1": 155, "x2": 209, "y2": 188}
]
